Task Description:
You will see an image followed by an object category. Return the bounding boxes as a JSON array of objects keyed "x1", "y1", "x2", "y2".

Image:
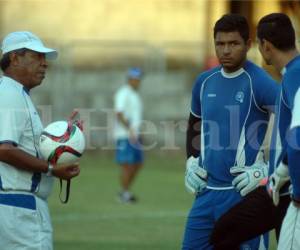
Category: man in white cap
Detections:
[
  {"x1": 114, "y1": 67, "x2": 144, "y2": 203},
  {"x1": 0, "y1": 31, "x2": 80, "y2": 249}
]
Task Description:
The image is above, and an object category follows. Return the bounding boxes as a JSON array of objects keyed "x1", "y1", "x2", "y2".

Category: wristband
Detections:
[{"x1": 46, "y1": 163, "x2": 54, "y2": 176}]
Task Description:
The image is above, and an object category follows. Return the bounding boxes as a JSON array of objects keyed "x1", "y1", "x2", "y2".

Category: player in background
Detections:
[
  {"x1": 114, "y1": 68, "x2": 143, "y2": 203},
  {"x1": 210, "y1": 13, "x2": 297, "y2": 250},
  {"x1": 182, "y1": 14, "x2": 279, "y2": 249},
  {"x1": 0, "y1": 31, "x2": 80, "y2": 249}
]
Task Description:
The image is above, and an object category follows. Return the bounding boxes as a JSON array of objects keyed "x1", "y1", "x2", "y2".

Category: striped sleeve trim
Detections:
[
  {"x1": 190, "y1": 110, "x2": 201, "y2": 118},
  {"x1": 0, "y1": 140, "x2": 18, "y2": 146}
]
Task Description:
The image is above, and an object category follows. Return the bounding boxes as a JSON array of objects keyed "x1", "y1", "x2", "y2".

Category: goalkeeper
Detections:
[
  {"x1": 210, "y1": 13, "x2": 296, "y2": 250},
  {"x1": 182, "y1": 14, "x2": 279, "y2": 250}
]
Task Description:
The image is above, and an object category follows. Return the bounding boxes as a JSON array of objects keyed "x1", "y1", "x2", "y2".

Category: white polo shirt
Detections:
[
  {"x1": 0, "y1": 76, "x2": 53, "y2": 199},
  {"x1": 114, "y1": 84, "x2": 143, "y2": 140}
]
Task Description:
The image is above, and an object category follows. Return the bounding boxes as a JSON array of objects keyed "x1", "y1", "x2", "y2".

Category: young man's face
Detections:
[{"x1": 214, "y1": 31, "x2": 250, "y2": 72}]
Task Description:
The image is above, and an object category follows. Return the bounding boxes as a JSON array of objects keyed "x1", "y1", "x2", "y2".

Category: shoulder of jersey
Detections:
[
  {"x1": 244, "y1": 60, "x2": 276, "y2": 82},
  {"x1": 243, "y1": 60, "x2": 259, "y2": 73},
  {"x1": 288, "y1": 61, "x2": 300, "y2": 74},
  {"x1": 0, "y1": 78, "x2": 22, "y2": 95},
  {"x1": 283, "y1": 67, "x2": 300, "y2": 84},
  {"x1": 196, "y1": 65, "x2": 222, "y2": 82}
]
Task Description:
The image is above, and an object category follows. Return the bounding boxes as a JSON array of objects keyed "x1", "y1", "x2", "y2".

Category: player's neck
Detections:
[
  {"x1": 274, "y1": 49, "x2": 299, "y2": 73},
  {"x1": 128, "y1": 83, "x2": 139, "y2": 91},
  {"x1": 222, "y1": 63, "x2": 246, "y2": 77},
  {"x1": 222, "y1": 60, "x2": 246, "y2": 74}
]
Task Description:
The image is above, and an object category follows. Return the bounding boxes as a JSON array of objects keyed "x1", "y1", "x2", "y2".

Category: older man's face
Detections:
[{"x1": 15, "y1": 50, "x2": 48, "y2": 89}]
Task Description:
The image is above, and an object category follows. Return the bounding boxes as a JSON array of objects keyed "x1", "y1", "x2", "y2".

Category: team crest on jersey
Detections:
[{"x1": 235, "y1": 91, "x2": 244, "y2": 103}]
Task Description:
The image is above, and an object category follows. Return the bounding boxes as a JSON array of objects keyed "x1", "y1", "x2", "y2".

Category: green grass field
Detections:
[
  {"x1": 49, "y1": 151, "x2": 192, "y2": 250},
  {"x1": 49, "y1": 151, "x2": 276, "y2": 250}
]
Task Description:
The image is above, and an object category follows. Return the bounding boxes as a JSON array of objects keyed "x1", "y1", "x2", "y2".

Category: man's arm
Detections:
[
  {"x1": 184, "y1": 75, "x2": 208, "y2": 194},
  {"x1": 287, "y1": 126, "x2": 300, "y2": 207},
  {"x1": 185, "y1": 113, "x2": 207, "y2": 194},
  {"x1": 116, "y1": 112, "x2": 137, "y2": 141},
  {"x1": 253, "y1": 71, "x2": 279, "y2": 113},
  {"x1": 229, "y1": 76, "x2": 278, "y2": 196},
  {"x1": 268, "y1": 156, "x2": 290, "y2": 206},
  {"x1": 284, "y1": 73, "x2": 300, "y2": 207},
  {"x1": 115, "y1": 88, "x2": 130, "y2": 129},
  {"x1": 0, "y1": 143, "x2": 80, "y2": 180},
  {"x1": 116, "y1": 112, "x2": 130, "y2": 129},
  {"x1": 0, "y1": 143, "x2": 48, "y2": 173},
  {"x1": 186, "y1": 113, "x2": 201, "y2": 158}
]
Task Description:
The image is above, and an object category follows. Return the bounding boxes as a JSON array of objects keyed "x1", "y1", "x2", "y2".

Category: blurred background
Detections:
[
  {"x1": 1, "y1": 0, "x2": 299, "y2": 150},
  {"x1": 0, "y1": 1, "x2": 299, "y2": 249}
]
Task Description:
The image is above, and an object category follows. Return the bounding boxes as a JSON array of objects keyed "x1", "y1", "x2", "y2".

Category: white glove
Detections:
[
  {"x1": 268, "y1": 162, "x2": 290, "y2": 206},
  {"x1": 230, "y1": 162, "x2": 268, "y2": 196},
  {"x1": 185, "y1": 156, "x2": 207, "y2": 194}
]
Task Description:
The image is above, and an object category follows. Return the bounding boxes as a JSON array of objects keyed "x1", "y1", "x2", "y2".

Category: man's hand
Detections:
[
  {"x1": 268, "y1": 162, "x2": 290, "y2": 206},
  {"x1": 52, "y1": 163, "x2": 80, "y2": 180},
  {"x1": 185, "y1": 156, "x2": 207, "y2": 194},
  {"x1": 230, "y1": 162, "x2": 268, "y2": 196},
  {"x1": 129, "y1": 128, "x2": 138, "y2": 144}
]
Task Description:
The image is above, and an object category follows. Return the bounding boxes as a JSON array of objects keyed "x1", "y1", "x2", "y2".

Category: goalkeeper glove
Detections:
[
  {"x1": 185, "y1": 156, "x2": 207, "y2": 194},
  {"x1": 230, "y1": 162, "x2": 268, "y2": 196},
  {"x1": 268, "y1": 162, "x2": 289, "y2": 206}
]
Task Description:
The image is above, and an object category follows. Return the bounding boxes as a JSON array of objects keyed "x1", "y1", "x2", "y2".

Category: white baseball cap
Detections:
[{"x1": 1, "y1": 31, "x2": 58, "y2": 60}]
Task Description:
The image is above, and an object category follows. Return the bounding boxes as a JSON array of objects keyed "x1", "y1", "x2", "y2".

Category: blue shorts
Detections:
[
  {"x1": 115, "y1": 139, "x2": 144, "y2": 165},
  {"x1": 182, "y1": 189, "x2": 268, "y2": 250}
]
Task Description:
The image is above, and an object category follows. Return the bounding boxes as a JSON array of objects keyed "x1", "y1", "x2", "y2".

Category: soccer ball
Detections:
[{"x1": 39, "y1": 121, "x2": 85, "y2": 164}]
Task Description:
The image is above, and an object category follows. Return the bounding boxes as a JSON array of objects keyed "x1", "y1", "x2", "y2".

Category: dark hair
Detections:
[
  {"x1": 0, "y1": 53, "x2": 10, "y2": 71},
  {"x1": 214, "y1": 14, "x2": 249, "y2": 42},
  {"x1": 257, "y1": 13, "x2": 296, "y2": 51},
  {"x1": 0, "y1": 48, "x2": 27, "y2": 71}
]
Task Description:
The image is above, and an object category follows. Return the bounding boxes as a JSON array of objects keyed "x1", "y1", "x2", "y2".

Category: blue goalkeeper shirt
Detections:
[
  {"x1": 191, "y1": 60, "x2": 278, "y2": 187},
  {"x1": 269, "y1": 55, "x2": 300, "y2": 198}
]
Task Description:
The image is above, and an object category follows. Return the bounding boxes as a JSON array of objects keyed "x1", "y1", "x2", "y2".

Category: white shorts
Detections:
[
  {"x1": 278, "y1": 202, "x2": 300, "y2": 250},
  {"x1": 0, "y1": 191, "x2": 53, "y2": 250}
]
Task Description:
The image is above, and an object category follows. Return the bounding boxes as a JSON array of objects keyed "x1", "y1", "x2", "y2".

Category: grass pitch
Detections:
[
  {"x1": 49, "y1": 151, "x2": 192, "y2": 250},
  {"x1": 49, "y1": 151, "x2": 277, "y2": 250}
]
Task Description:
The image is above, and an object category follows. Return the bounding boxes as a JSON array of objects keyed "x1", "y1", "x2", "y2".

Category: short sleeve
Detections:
[
  {"x1": 291, "y1": 88, "x2": 300, "y2": 129},
  {"x1": 282, "y1": 70, "x2": 300, "y2": 109},
  {"x1": 190, "y1": 76, "x2": 203, "y2": 118},
  {"x1": 0, "y1": 91, "x2": 27, "y2": 145},
  {"x1": 253, "y1": 72, "x2": 279, "y2": 113},
  {"x1": 284, "y1": 70, "x2": 300, "y2": 129},
  {"x1": 114, "y1": 88, "x2": 127, "y2": 113}
]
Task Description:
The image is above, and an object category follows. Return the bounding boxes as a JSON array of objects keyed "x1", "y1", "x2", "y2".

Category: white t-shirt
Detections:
[
  {"x1": 0, "y1": 76, "x2": 54, "y2": 199},
  {"x1": 114, "y1": 84, "x2": 143, "y2": 140}
]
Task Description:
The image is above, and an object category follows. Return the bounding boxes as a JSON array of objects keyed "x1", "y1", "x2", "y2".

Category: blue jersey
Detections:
[
  {"x1": 269, "y1": 55, "x2": 300, "y2": 197},
  {"x1": 191, "y1": 60, "x2": 278, "y2": 186}
]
